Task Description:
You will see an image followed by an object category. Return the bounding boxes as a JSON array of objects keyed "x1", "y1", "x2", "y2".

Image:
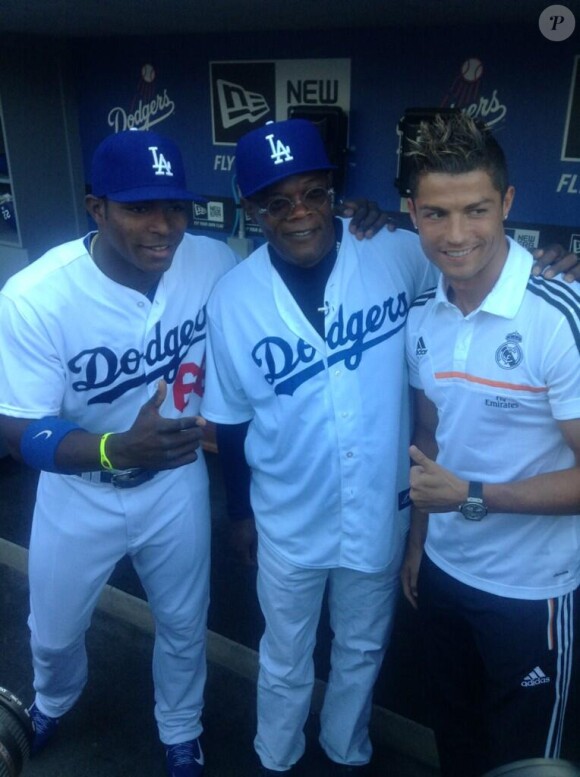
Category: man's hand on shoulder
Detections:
[
  {"x1": 335, "y1": 198, "x2": 397, "y2": 240},
  {"x1": 532, "y1": 244, "x2": 580, "y2": 283}
]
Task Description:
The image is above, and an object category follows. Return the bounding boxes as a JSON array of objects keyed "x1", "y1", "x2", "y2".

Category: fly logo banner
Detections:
[
  {"x1": 210, "y1": 59, "x2": 351, "y2": 146},
  {"x1": 562, "y1": 55, "x2": 580, "y2": 162},
  {"x1": 556, "y1": 56, "x2": 580, "y2": 199}
]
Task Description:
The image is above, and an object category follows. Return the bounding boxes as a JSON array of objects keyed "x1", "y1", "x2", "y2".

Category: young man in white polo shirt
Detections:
[{"x1": 401, "y1": 113, "x2": 580, "y2": 776}]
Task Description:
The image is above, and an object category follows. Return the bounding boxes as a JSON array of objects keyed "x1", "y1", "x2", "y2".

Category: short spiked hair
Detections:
[{"x1": 406, "y1": 113, "x2": 509, "y2": 199}]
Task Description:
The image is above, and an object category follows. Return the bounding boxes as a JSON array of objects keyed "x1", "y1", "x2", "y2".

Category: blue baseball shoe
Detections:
[
  {"x1": 28, "y1": 702, "x2": 60, "y2": 755},
  {"x1": 165, "y1": 737, "x2": 204, "y2": 777}
]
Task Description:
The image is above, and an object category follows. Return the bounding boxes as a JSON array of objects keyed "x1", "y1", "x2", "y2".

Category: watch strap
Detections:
[{"x1": 468, "y1": 481, "x2": 483, "y2": 500}]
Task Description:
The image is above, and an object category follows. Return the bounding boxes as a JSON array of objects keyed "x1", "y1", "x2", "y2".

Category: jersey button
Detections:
[{"x1": 346, "y1": 451, "x2": 354, "y2": 458}]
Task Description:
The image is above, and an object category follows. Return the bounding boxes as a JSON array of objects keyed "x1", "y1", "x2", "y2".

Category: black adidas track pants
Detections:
[{"x1": 417, "y1": 554, "x2": 577, "y2": 777}]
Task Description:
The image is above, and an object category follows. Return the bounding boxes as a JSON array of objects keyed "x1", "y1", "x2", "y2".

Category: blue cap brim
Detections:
[{"x1": 242, "y1": 163, "x2": 336, "y2": 199}]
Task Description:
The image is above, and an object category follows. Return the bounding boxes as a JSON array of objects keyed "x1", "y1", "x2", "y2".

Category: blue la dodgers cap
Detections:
[
  {"x1": 235, "y1": 118, "x2": 336, "y2": 198},
  {"x1": 90, "y1": 129, "x2": 199, "y2": 202}
]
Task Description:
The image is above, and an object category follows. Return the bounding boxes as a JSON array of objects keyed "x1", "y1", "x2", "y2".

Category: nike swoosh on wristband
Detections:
[{"x1": 32, "y1": 430, "x2": 53, "y2": 440}]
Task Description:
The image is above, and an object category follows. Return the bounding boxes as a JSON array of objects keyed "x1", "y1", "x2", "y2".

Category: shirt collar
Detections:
[{"x1": 434, "y1": 237, "x2": 533, "y2": 320}]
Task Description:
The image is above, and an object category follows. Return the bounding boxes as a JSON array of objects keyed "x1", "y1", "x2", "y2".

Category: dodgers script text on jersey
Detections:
[
  {"x1": 252, "y1": 293, "x2": 409, "y2": 397},
  {"x1": 69, "y1": 313, "x2": 208, "y2": 408}
]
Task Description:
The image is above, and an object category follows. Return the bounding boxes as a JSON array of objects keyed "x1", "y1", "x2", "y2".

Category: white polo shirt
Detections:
[{"x1": 406, "y1": 238, "x2": 580, "y2": 599}]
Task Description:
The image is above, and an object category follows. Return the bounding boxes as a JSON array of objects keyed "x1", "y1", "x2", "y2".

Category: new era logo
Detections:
[
  {"x1": 521, "y1": 666, "x2": 551, "y2": 687},
  {"x1": 416, "y1": 336, "x2": 427, "y2": 356},
  {"x1": 217, "y1": 79, "x2": 269, "y2": 129}
]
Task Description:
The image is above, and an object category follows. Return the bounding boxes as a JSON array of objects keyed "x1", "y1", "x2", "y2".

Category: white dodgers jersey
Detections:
[{"x1": 203, "y1": 222, "x2": 436, "y2": 571}]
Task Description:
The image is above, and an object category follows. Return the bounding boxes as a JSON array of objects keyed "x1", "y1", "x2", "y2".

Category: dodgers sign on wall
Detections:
[{"x1": 210, "y1": 59, "x2": 351, "y2": 146}]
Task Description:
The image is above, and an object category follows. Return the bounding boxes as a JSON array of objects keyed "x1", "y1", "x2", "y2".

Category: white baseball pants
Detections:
[
  {"x1": 27, "y1": 462, "x2": 210, "y2": 745},
  {"x1": 254, "y1": 541, "x2": 402, "y2": 771}
]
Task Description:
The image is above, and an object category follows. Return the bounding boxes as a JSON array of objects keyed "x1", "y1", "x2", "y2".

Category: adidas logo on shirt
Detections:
[
  {"x1": 521, "y1": 666, "x2": 551, "y2": 687},
  {"x1": 416, "y1": 336, "x2": 427, "y2": 356}
]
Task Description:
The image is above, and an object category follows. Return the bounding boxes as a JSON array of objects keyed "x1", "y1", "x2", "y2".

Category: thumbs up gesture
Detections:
[
  {"x1": 106, "y1": 379, "x2": 206, "y2": 471},
  {"x1": 409, "y1": 445, "x2": 468, "y2": 513}
]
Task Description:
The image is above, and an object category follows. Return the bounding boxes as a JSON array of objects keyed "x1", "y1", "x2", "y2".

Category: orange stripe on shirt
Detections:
[{"x1": 434, "y1": 371, "x2": 548, "y2": 393}]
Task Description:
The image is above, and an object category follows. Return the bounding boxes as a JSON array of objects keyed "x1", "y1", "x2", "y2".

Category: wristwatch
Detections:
[{"x1": 459, "y1": 481, "x2": 488, "y2": 521}]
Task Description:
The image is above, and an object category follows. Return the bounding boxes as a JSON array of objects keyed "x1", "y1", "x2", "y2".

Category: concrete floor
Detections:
[{"x1": 1, "y1": 557, "x2": 441, "y2": 777}]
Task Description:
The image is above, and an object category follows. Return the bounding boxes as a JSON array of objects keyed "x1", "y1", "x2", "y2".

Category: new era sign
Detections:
[
  {"x1": 211, "y1": 62, "x2": 276, "y2": 145},
  {"x1": 210, "y1": 59, "x2": 351, "y2": 146}
]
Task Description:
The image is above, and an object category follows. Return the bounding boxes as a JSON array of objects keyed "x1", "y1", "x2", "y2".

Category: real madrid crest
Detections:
[{"x1": 495, "y1": 331, "x2": 523, "y2": 370}]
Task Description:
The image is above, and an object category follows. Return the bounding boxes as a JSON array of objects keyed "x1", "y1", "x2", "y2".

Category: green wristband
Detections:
[{"x1": 99, "y1": 432, "x2": 115, "y2": 471}]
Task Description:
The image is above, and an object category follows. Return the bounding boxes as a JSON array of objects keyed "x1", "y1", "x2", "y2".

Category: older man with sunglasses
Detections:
[{"x1": 201, "y1": 118, "x2": 439, "y2": 775}]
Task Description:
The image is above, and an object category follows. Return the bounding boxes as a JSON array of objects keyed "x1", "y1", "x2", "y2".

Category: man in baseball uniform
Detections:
[
  {"x1": 0, "y1": 129, "x2": 237, "y2": 777},
  {"x1": 401, "y1": 114, "x2": 580, "y2": 776},
  {"x1": 200, "y1": 118, "x2": 438, "y2": 774}
]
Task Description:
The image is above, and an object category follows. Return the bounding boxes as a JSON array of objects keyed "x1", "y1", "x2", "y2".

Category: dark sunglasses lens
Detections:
[
  {"x1": 267, "y1": 198, "x2": 292, "y2": 218},
  {"x1": 303, "y1": 187, "x2": 329, "y2": 208}
]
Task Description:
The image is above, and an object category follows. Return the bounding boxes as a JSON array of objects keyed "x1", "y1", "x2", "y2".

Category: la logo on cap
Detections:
[
  {"x1": 149, "y1": 146, "x2": 174, "y2": 177},
  {"x1": 266, "y1": 133, "x2": 294, "y2": 166}
]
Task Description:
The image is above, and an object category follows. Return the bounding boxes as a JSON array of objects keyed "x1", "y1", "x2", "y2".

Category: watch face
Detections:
[{"x1": 460, "y1": 501, "x2": 487, "y2": 521}]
